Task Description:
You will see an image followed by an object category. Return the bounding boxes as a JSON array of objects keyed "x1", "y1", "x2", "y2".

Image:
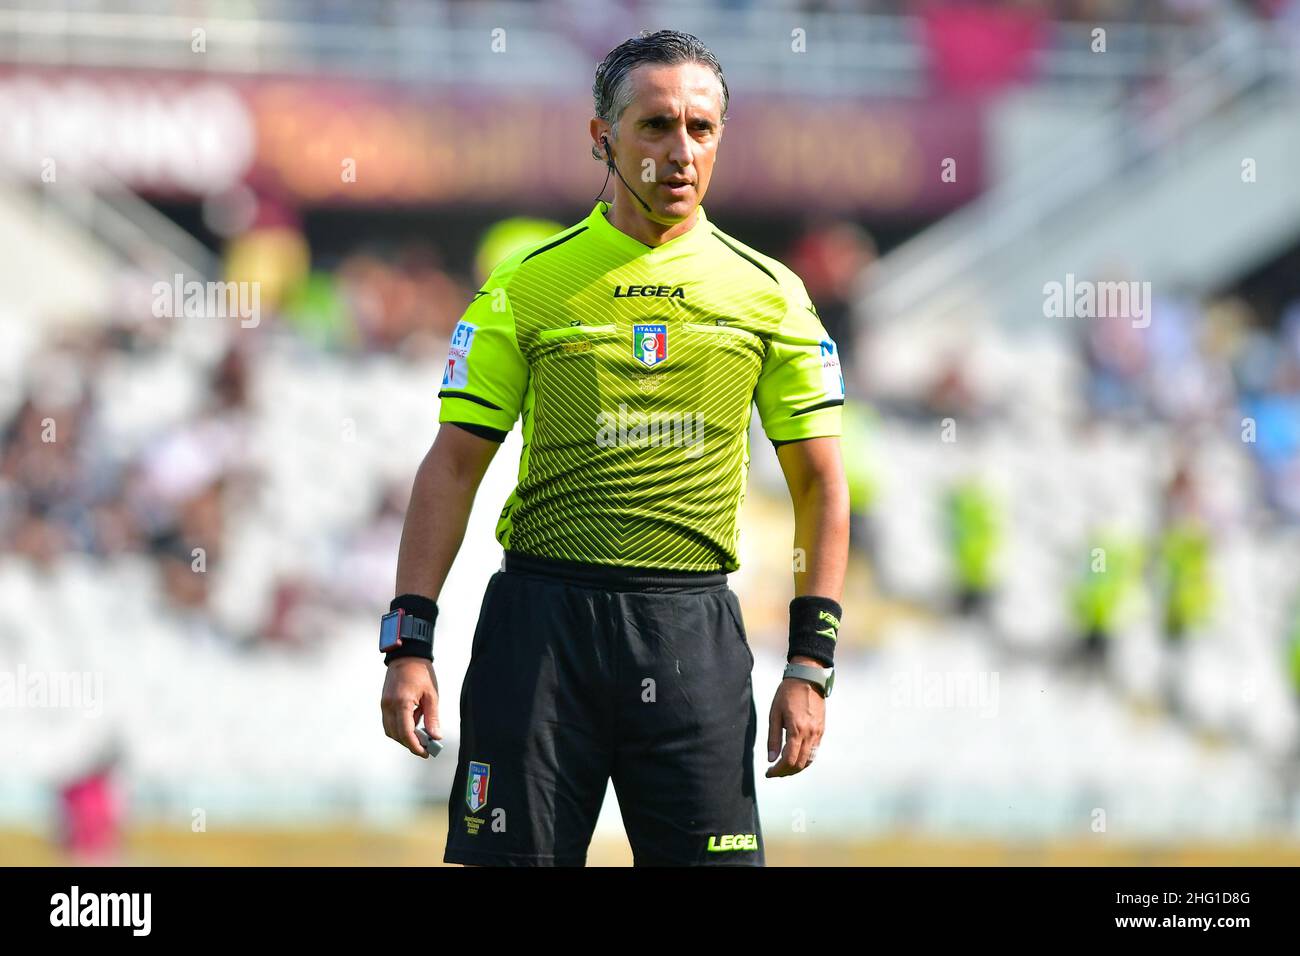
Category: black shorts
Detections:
[{"x1": 444, "y1": 552, "x2": 764, "y2": 867}]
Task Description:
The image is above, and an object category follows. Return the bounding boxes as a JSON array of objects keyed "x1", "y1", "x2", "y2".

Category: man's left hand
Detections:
[{"x1": 765, "y1": 655, "x2": 826, "y2": 777}]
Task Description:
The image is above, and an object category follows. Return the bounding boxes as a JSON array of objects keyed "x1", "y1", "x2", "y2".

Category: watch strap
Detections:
[
  {"x1": 400, "y1": 613, "x2": 433, "y2": 646},
  {"x1": 383, "y1": 596, "x2": 438, "y2": 664},
  {"x1": 783, "y1": 662, "x2": 833, "y2": 698}
]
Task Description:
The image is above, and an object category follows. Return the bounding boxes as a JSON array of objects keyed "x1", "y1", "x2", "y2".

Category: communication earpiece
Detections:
[{"x1": 592, "y1": 133, "x2": 652, "y2": 213}]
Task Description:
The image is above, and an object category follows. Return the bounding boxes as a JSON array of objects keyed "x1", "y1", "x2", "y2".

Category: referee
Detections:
[{"x1": 380, "y1": 30, "x2": 848, "y2": 867}]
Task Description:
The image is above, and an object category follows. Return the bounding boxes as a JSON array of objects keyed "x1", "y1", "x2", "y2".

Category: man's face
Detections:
[{"x1": 596, "y1": 62, "x2": 725, "y2": 222}]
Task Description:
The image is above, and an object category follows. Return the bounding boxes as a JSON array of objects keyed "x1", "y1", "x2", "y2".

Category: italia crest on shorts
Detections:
[
  {"x1": 633, "y1": 324, "x2": 667, "y2": 368},
  {"x1": 466, "y1": 760, "x2": 490, "y2": 813}
]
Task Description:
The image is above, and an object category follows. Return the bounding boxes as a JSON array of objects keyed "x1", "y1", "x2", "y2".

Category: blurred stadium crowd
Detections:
[{"x1": 1, "y1": 213, "x2": 879, "y2": 635}]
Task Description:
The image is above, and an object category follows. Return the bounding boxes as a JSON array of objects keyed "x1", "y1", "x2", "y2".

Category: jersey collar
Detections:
[{"x1": 587, "y1": 200, "x2": 713, "y2": 259}]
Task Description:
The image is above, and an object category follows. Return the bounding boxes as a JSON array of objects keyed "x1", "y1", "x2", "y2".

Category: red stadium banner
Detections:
[
  {"x1": 0, "y1": 68, "x2": 984, "y2": 215},
  {"x1": 919, "y1": 3, "x2": 1046, "y2": 95}
]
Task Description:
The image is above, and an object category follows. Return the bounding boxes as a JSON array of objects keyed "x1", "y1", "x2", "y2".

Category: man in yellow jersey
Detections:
[{"x1": 379, "y1": 30, "x2": 849, "y2": 866}]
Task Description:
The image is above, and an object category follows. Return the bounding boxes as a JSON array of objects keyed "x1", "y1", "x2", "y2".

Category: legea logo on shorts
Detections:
[{"x1": 706, "y1": 833, "x2": 758, "y2": 852}]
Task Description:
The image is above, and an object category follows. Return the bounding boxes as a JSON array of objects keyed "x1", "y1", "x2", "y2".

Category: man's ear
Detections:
[{"x1": 589, "y1": 118, "x2": 610, "y2": 162}]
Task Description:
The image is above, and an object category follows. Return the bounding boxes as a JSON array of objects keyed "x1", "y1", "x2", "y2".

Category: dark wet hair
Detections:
[{"x1": 592, "y1": 30, "x2": 729, "y2": 151}]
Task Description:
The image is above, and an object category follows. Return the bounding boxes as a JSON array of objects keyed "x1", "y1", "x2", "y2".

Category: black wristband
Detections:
[
  {"x1": 384, "y1": 594, "x2": 439, "y2": 664},
  {"x1": 390, "y1": 593, "x2": 438, "y2": 620},
  {"x1": 788, "y1": 595, "x2": 841, "y2": 668}
]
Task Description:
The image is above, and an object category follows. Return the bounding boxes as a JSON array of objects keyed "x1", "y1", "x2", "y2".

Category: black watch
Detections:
[{"x1": 379, "y1": 608, "x2": 434, "y2": 657}]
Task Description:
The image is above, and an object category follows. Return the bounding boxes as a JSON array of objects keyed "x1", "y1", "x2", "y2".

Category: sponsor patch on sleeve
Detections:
[
  {"x1": 442, "y1": 320, "x2": 477, "y2": 388},
  {"x1": 820, "y1": 339, "x2": 845, "y2": 400}
]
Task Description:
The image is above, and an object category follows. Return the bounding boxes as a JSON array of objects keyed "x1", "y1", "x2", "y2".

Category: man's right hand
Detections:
[{"x1": 381, "y1": 658, "x2": 441, "y2": 758}]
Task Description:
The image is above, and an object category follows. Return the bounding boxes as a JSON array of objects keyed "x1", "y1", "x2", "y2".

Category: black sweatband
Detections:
[
  {"x1": 384, "y1": 593, "x2": 439, "y2": 664},
  {"x1": 788, "y1": 595, "x2": 841, "y2": 668}
]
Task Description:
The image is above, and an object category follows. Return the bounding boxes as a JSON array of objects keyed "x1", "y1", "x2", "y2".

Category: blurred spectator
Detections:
[
  {"x1": 1071, "y1": 533, "x2": 1144, "y2": 666},
  {"x1": 841, "y1": 402, "x2": 881, "y2": 563},
  {"x1": 1078, "y1": 268, "x2": 1151, "y2": 422},
  {"x1": 944, "y1": 478, "x2": 1002, "y2": 615},
  {"x1": 788, "y1": 220, "x2": 877, "y2": 371},
  {"x1": 281, "y1": 271, "x2": 355, "y2": 352},
  {"x1": 918, "y1": 1, "x2": 1047, "y2": 96},
  {"x1": 1157, "y1": 462, "x2": 1215, "y2": 643},
  {"x1": 57, "y1": 743, "x2": 124, "y2": 864},
  {"x1": 223, "y1": 196, "x2": 311, "y2": 318},
  {"x1": 1288, "y1": 593, "x2": 1300, "y2": 703},
  {"x1": 475, "y1": 217, "x2": 566, "y2": 285},
  {"x1": 330, "y1": 242, "x2": 469, "y2": 357}
]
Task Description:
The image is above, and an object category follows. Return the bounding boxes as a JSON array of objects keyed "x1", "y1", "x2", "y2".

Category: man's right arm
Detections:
[
  {"x1": 397, "y1": 278, "x2": 525, "y2": 619},
  {"x1": 383, "y1": 268, "x2": 528, "y2": 758},
  {"x1": 394, "y1": 423, "x2": 502, "y2": 601},
  {"x1": 381, "y1": 423, "x2": 501, "y2": 759}
]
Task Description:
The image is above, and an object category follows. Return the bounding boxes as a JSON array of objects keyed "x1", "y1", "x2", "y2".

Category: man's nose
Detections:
[{"x1": 666, "y1": 125, "x2": 693, "y2": 165}]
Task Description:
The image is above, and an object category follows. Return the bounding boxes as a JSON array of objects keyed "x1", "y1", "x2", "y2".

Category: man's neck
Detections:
[{"x1": 605, "y1": 199, "x2": 699, "y2": 248}]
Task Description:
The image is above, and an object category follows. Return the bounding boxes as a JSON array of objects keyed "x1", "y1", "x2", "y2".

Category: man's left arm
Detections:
[
  {"x1": 751, "y1": 269, "x2": 850, "y2": 779},
  {"x1": 779, "y1": 436, "x2": 848, "y2": 602},
  {"x1": 766, "y1": 436, "x2": 849, "y2": 777}
]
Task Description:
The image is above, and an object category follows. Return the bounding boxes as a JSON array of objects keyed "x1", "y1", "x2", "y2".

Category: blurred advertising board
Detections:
[{"x1": 0, "y1": 68, "x2": 983, "y2": 215}]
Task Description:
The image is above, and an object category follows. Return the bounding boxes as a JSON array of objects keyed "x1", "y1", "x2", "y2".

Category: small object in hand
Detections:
[{"x1": 416, "y1": 726, "x2": 443, "y2": 757}]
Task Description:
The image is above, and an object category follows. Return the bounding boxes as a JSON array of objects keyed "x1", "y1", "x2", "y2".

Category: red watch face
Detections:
[{"x1": 379, "y1": 609, "x2": 403, "y2": 652}]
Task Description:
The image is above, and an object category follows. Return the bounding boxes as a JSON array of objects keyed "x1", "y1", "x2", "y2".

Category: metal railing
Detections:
[
  {"x1": 0, "y1": 0, "x2": 1207, "y2": 97},
  {"x1": 861, "y1": 12, "x2": 1292, "y2": 326},
  {"x1": 28, "y1": 170, "x2": 219, "y2": 281}
]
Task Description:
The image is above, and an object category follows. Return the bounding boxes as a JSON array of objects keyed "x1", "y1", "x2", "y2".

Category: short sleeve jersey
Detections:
[{"x1": 437, "y1": 200, "x2": 844, "y2": 572}]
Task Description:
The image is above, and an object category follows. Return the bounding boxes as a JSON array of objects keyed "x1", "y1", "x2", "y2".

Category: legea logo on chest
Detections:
[{"x1": 612, "y1": 285, "x2": 686, "y2": 299}]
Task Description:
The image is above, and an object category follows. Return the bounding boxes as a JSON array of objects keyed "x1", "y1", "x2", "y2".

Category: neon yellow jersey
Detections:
[{"x1": 437, "y1": 200, "x2": 844, "y2": 571}]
